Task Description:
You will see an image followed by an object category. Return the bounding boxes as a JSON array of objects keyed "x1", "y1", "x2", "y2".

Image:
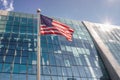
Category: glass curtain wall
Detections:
[
  {"x1": 41, "y1": 18, "x2": 110, "y2": 80},
  {"x1": 93, "y1": 24, "x2": 120, "y2": 65},
  {"x1": 0, "y1": 11, "x2": 111, "y2": 80},
  {"x1": 0, "y1": 11, "x2": 37, "y2": 80}
]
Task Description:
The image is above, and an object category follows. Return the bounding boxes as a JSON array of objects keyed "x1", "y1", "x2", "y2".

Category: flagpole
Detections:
[{"x1": 37, "y1": 9, "x2": 41, "y2": 80}]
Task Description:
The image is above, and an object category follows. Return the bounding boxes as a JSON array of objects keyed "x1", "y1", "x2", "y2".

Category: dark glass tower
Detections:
[{"x1": 0, "y1": 10, "x2": 111, "y2": 80}]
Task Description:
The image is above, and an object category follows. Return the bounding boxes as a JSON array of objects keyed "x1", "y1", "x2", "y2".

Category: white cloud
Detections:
[{"x1": 1, "y1": 0, "x2": 14, "y2": 11}]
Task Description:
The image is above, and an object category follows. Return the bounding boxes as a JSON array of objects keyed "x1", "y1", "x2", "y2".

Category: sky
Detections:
[{"x1": 0, "y1": 0, "x2": 120, "y2": 26}]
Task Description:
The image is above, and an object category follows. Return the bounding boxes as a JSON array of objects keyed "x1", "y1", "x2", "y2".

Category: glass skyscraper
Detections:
[{"x1": 1, "y1": 10, "x2": 118, "y2": 80}]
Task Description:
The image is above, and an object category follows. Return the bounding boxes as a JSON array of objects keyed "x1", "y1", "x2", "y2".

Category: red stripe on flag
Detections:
[
  {"x1": 52, "y1": 20, "x2": 74, "y2": 32},
  {"x1": 41, "y1": 26, "x2": 73, "y2": 35},
  {"x1": 41, "y1": 30, "x2": 72, "y2": 41},
  {"x1": 41, "y1": 30, "x2": 72, "y2": 38}
]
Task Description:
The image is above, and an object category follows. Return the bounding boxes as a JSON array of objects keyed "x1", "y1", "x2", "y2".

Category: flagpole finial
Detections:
[{"x1": 37, "y1": 9, "x2": 41, "y2": 13}]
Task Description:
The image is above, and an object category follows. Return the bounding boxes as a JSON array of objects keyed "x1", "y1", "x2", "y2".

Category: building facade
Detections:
[
  {"x1": 83, "y1": 21, "x2": 120, "y2": 80},
  {"x1": 0, "y1": 10, "x2": 116, "y2": 80}
]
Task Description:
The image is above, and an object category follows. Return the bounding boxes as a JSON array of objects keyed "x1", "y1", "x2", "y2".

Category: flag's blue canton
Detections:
[{"x1": 41, "y1": 15, "x2": 52, "y2": 27}]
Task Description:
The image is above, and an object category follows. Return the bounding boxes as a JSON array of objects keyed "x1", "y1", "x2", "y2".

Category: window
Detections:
[
  {"x1": 28, "y1": 75, "x2": 36, "y2": 80},
  {"x1": 71, "y1": 66, "x2": 80, "y2": 77},
  {"x1": 19, "y1": 74, "x2": 26, "y2": 80},
  {"x1": 62, "y1": 67, "x2": 68, "y2": 76},
  {"x1": 50, "y1": 66, "x2": 57, "y2": 75},
  {"x1": 5, "y1": 56, "x2": 13, "y2": 63},
  {"x1": 0, "y1": 63, "x2": 2, "y2": 72},
  {"x1": 57, "y1": 67, "x2": 62, "y2": 76},
  {"x1": 41, "y1": 52, "x2": 49, "y2": 65},
  {"x1": 13, "y1": 64, "x2": 19, "y2": 73},
  {"x1": 3, "y1": 63, "x2": 11, "y2": 72},
  {"x1": 19, "y1": 65, "x2": 27, "y2": 73},
  {"x1": 77, "y1": 66, "x2": 86, "y2": 77},
  {"x1": 49, "y1": 53, "x2": 56, "y2": 65},
  {"x1": 55, "y1": 54, "x2": 64, "y2": 66},
  {"x1": 42, "y1": 66, "x2": 50, "y2": 75},
  {"x1": 0, "y1": 56, "x2": 3, "y2": 62}
]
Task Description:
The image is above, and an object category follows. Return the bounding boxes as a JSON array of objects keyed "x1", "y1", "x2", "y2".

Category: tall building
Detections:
[{"x1": 0, "y1": 10, "x2": 119, "y2": 80}]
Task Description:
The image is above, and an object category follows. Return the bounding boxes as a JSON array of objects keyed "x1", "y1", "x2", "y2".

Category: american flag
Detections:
[{"x1": 40, "y1": 15, "x2": 74, "y2": 41}]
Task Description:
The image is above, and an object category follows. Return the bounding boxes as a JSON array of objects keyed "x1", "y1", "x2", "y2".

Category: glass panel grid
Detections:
[
  {"x1": 0, "y1": 11, "x2": 37, "y2": 80},
  {"x1": 0, "y1": 11, "x2": 110, "y2": 80}
]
